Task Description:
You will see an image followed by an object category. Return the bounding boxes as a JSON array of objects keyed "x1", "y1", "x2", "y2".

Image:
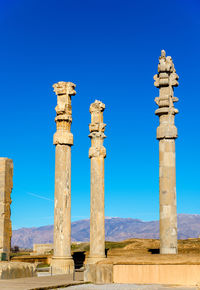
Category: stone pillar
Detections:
[
  {"x1": 0, "y1": 158, "x2": 13, "y2": 261},
  {"x1": 154, "y1": 50, "x2": 179, "y2": 254},
  {"x1": 87, "y1": 100, "x2": 106, "y2": 264},
  {"x1": 51, "y1": 81, "x2": 76, "y2": 274}
]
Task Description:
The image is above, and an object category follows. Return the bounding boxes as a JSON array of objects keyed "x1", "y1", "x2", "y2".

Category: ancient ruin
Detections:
[
  {"x1": 154, "y1": 50, "x2": 179, "y2": 254},
  {"x1": 0, "y1": 51, "x2": 190, "y2": 286},
  {"x1": 0, "y1": 158, "x2": 37, "y2": 279},
  {"x1": 32, "y1": 243, "x2": 53, "y2": 255},
  {"x1": 0, "y1": 158, "x2": 13, "y2": 261},
  {"x1": 87, "y1": 100, "x2": 106, "y2": 264},
  {"x1": 51, "y1": 81, "x2": 76, "y2": 274}
]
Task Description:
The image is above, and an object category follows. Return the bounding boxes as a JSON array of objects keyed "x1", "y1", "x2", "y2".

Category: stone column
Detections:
[
  {"x1": 0, "y1": 158, "x2": 13, "y2": 261},
  {"x1": 51, "y1": 81, "x2": 76, "y2": 274},
  {"x1": 154, "y1": 50, "x2": 179, "y2": 254},
  {"x1": 87, "y1": 100, "x2": 106, "y2": 264}
]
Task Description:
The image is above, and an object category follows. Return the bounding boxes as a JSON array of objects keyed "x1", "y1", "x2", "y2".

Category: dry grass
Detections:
[{"x1": 71, "y1": 238, "x2": 200, "y2": 255}]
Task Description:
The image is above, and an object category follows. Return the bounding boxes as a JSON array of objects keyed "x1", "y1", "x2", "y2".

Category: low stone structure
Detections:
[
  {"x1": 154, "y1": 50, "x2": 179, "y2": 254},
  {"x1": 32, "y1": 243, "x2": 53, "y2": 255},
  {"x1": 113, "y1": 264, "x2": 200, "y2": 285},
  {"x1": 0, "y1": 262, "x2": 36, "y2": 279},
  {"x1": 87, "y1": 100, "x2": 106, "y2": 264},
  {"x1": 12, "y1": 255, "x2": 52, "y2": 265},
  {"x1": 0, "y1": 158, "x2": 13, "y2": 261},
  {"x1": 85, "y1": 255, "x2": 200, "y2": 286},
  {"x1": 51, "y1": 81, "x2": 76, "y2": 274}
]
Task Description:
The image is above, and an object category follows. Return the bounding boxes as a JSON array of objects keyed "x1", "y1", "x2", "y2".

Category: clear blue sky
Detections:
[{"x1": 0, "y1": 0, "x2": 200, "y2": 229}]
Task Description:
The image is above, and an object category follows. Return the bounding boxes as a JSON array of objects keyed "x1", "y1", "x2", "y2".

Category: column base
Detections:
[
  {"x1": 85, "y1": 255, "x2": 106, "y2": 265},
  {"x1": 51, "y1": 256, "x2": 74, "y2": 274},
  {"x1": 160, "y1": 248, "x2": 178, "y2": 254}
]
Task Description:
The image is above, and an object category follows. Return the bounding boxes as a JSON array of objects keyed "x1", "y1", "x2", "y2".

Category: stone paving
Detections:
[
  {"x1": 65, "y1": 284, "x2": 198, "y2": 290},
  {"x1": 0, "y1": 274, "x2": 198, "y2": 290},
  {"x1": 0, "y1": 274, "x2": 85, "y2": 290}
]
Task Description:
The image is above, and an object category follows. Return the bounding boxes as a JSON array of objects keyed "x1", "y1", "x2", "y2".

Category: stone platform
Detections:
[{"x1": 84, "y1": 254, "x2": 200, "y2": 286}]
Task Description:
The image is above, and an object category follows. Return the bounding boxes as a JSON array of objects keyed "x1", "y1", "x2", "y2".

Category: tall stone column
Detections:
[
  {"x1": 154, "y1": 50, "x2": 179, "y2": 254},
  {"x1": 87, "y1": 100, "x2": 106, "y2": 264},
  {"x1": 51, "y1": 81, "x2": 76, "y2": 274},
  {"x1": 0, "y1": 158, "x2": 13, "y2": 261}
]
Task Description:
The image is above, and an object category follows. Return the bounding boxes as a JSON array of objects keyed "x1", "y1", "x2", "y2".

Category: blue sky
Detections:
[{"x1": 0, "y1": 0, "x2": 200, "y2": 229}]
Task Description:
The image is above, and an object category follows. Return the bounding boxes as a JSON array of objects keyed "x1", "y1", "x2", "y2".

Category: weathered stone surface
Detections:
[
  {"x1": 32, "y1": 243, "x2": 53, "y2": 255},
  {"x1": 0, "y1": 274, "x2": 85, "y2": 289},
  {"x1": 113, "y1": 264, "x2": 200, "y2": 286},
  {"x1": 0, "y1": 158, "x2": 13, "y2": 261},
  {"x1": 51, "y1": 81, "x2": 76, "y2": 274},
  {"x1": 85, "y1": 254, "x2": 200, "y2": 285},
  {"x1": 0, "y1": 262, "x2": 36, "y2": 279},
  {"x1": 84, "y1": 263, "x2": 113, "y2": 284},
  {"x1": 86, "y1": 100, "x2": 106, "y2": 265},
  {"x1": 154, "y1": 50, "x2": 179, "y2": 254}
]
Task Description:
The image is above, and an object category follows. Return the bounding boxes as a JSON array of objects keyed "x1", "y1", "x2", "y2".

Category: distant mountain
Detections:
[{"x1": 11, "y1": 214, "x2": 200, "y2": 249}]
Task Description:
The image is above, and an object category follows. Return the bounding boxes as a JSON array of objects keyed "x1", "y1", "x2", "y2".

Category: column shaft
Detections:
[
  {"x1": 90, "y1": 157, "x2": 105, "y2": 258},
  {"x1": 159, "y1": 139, "x2": 177, "y2": 254},
  {"x1": 54, "y1": 144, "x2": 71, "y2": 258}
]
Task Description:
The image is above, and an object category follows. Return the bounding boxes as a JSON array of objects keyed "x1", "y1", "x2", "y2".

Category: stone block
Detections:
[
  {"x1": 51, "y1": 257, "x2": 74, "y2": 275},
  {"x1": 0, "y1": 158, "x2": 13, "y2": 261},
  {"x1": 84, "y1": 263, "x2": 113, "y2": 284},
  {"x1": 0, "y1": 262, "x2": 36, "y2": 279}
]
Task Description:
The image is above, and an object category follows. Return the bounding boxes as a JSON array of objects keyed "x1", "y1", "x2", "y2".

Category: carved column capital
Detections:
[
  {"x1": 89, "y1": 100, "x2": 106, "y2": 158},
  {"x1": 154, "y1": 50, "x2": 179, "y2": 140},
  {"x1": 89, "y1": 146, "x2": 106, "y2": 158},
  {"x1": 53, "y1": 81, "x2": 76, "y2": 145},
  {"x1": 89, "y1": 132, "x2": 106, "y2": 158}
]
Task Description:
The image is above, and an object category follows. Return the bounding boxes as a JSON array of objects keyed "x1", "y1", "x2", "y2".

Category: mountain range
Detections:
[{"x1": 12, "y1": 214, "x2": 200, "y2": 249}]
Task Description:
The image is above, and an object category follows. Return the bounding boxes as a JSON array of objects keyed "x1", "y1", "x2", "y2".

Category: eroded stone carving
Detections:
[
  {"x1": 53, "y1": 81, "x2": 76, "y2": 146},
  {"x1": 51, "y1": 81, "x2": 76, "y2": 274},
  {"x1": 154, "y1": 50, "x2": 179, "y2": 140},
  {"x1": 89, "y1": 100, "x2": 106, "y2": 159},
  {"x1": 154, "y1": 50, "x2": 179, "y2": 254}
]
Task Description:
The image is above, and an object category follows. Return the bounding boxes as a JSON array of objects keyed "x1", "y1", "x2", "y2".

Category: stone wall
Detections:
[
  {"x1": 0, "y1": 158, "x2": 13, "y2": 261},
  {"x1": 113, "y1": 264, "x2": 200, "y2": 286},
  {"x1": 85, "y1": 262, "x2": 200, "y2": 286},
  {"x1": 33, "y1": 243, "x2": 53, "y2": 255}
]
